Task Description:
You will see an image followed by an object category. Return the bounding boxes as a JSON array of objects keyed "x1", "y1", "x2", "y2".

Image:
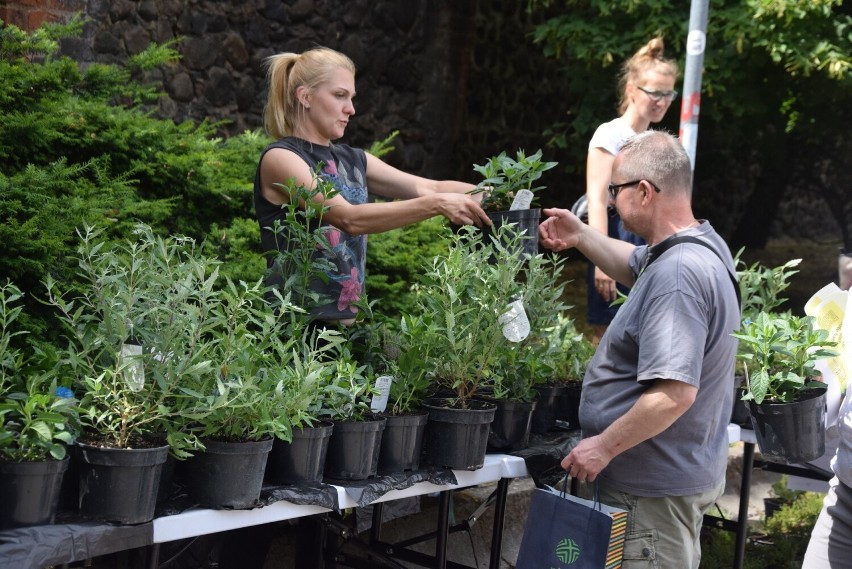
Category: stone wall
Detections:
[{"x1": 1, "y1": 0, "x2": 573, "y2": 188}]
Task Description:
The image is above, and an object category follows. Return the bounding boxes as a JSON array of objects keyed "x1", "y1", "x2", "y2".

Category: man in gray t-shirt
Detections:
[{"x1": 539, "y1": 130, "x2": 740, "y2": 569}]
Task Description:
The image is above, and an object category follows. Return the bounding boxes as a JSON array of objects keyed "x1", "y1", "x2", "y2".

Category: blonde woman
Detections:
[
  {"x1": 585, "y1": 37, "x2": 679, "y2": 343},
  {"x1": 255, "y1": 47, "x2": 488, "y2": 325}
]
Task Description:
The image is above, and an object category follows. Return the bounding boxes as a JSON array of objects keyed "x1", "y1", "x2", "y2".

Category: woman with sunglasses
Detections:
[{"x1": 584, "y1": 37, "x2": 679, "y2": 344}]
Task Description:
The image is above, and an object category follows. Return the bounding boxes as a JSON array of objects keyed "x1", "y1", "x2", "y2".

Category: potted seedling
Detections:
[
  {"x1": 734, "y1": 311, "x2": 837, "y2": 463},
  {"x1": 44, "y1": 225, "x2": 223, "y2": 524},
  {"x1": 371, "y1": 315, "x2": 432, "y2": 474},
  {"x1": 405, "y1": 225, "x2": 531, "y2": 469},
  {"x1": 471, "y1": 148, "x2": 557, "y2": 258},
  {"x1": 731, "y1": 250, "x2": 803, "y2": 426},
  {"x1": 318, "y1": 348, "x2": 385, "y2": 481},
  {"x1": 0, "y1": 282, "x2": 80, "y2": 530},
  {"x1": 486, "y1": 250, "x2": 570, "y2": 450},
  {"x1": 529, "y1": 314, "x2": 596, "y2": 434},
  {"x1": 177, "y1": 279, "x2": 320, "y2": 508}
]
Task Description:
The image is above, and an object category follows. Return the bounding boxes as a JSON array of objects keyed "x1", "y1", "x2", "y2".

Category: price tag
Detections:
[
  {"x1": 119, "y1": 343, "x2": 145, "y2": 392},
  {"x1": 509, "y1": 189, "x2": 534, "y2": 211},
  {"x1": 371, "y1": 375, "x2": 393, "y2": 413},
  {"x1": 498, "y1": 298, "x2": 530, "y2": 342}
]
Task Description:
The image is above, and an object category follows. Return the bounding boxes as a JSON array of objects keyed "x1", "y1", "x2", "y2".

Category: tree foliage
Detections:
[
  {"x1": 527, "y1": 0, "x2": 852, "y2": 248},
  {"x1": 0, "y1": 17, "x2": 268, "y2": 337}
]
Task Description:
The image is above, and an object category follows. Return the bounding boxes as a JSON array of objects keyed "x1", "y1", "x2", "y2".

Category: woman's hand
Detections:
[
  {"x1": 435, "y1": 193, "x2": 491, "y2": 227},
  {"x1": 594, "y1": 267, "x2": 618, "y2": 302}
]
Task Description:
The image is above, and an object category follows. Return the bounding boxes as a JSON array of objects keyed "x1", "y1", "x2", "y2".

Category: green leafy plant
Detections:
[
  {"x1": 471, "y1": 148, "x2": 557, "y2": 211},
  {"x1": 767, "y1": 475, "x2": 804, "y2": 504},
  {"x1": 489, "y1": 251, "x2": 572, "y2": 401},
  {"x1": 43, "y1": 225, "x2": 224, "y2": 453},
  {"x1": 734, "y1": 311, "x2": 838, "y2": 404},
  {"x1": 366, "y1": 217, "x2": 454, "y2": 318},
  {"x1": 266, "y1": 172, "x2": 339, "y2": 316},
  {"x1": 1, "y1": 19, "x2": 269, "y2": 339},
  {"x1": 0, "y1": 282, "x2": 79, "y2": 461},
  {"x1": 405, "y1": 225, "x2": 528, "y2": 407},
  {"x1": 385, "y1": 314, "x2": 437, "y2": 415},
  {"x1": 735, "y1": 249, "x2": 802, "y2": 322},
  {"x1": 318, "y1": 351, "x2": 376, "y2": 422},
  {"x1": 547, "y1": 313, "x2": 596, "y2": 385},
  {"x1": 176, "y1": 278, "x2": 326, "y2": 445}
]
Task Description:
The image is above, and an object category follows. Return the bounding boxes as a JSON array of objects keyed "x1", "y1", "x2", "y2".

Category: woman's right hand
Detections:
[
  {"x1": 436, "y1": 193, "x2": 491, "y2": 227},
  {"x1": 594, "y1": 267, "x2": 618, "y2": 302}
]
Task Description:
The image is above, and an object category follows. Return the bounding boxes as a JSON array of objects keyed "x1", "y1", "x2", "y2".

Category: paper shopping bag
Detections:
[{"x1": 516, "y1": 484, "x2": 627, "y2": 569}]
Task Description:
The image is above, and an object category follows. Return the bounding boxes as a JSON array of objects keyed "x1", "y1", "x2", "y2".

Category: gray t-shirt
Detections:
[{"x1": 579, "y1": 222, "x2": 740, "y2": 496}]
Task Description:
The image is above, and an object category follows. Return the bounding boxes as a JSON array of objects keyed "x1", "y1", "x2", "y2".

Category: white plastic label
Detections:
[
  {"x1": 119, "y1": 343, "x2": 145, "y2": 392},
  {"x1": 370, "y1": 375, "x2": 393, "y2": 413},
  {"x1": 498, "y1": 299, "x2": 530, "y2": 342},
  {"x1": 509, "y1": 189, "x2": 534, "y2": 211}
]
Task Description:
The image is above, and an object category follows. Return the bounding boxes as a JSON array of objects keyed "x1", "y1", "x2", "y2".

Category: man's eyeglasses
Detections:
[
  {"x1": 636, "y1": 85, "x2": 678, "y2": 102},
  {"x1": 607, "y1": 179, "x2": 662, "y2": 200}
]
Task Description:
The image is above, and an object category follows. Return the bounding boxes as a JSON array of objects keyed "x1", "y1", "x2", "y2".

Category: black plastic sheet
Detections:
[
  {"x1": 0, "y1": 522, "x2": 152, "y2": 569},
  {"x1": 512, "y1": 427, "x2": 581, "y2": 488},
  {"x1": 260, "y1": 481, "x2": 340, "y2": 510},
  {"x1": 327, "y1": 467, "x2": 458, "y2": 507}
]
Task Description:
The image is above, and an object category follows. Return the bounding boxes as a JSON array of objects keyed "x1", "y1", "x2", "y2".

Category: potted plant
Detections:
[
  {"x1": 177, "y1": 279, "x2": 319, "y2": 508},
  {"x1": 374, "y1": 315, "x2": 433, "y2": 474},
  {"x1": 471, "y1": 148, "x2": 557, "y2": 258},
  {"x1": 0, "y1": 282, "x2": 80, "y2": 530},
  {"x1": 531, "y1": 314, "x2": 596, "y2": 434},
  {"x1": 486, "y1": 250, "x2": 570, "y2": 450},
  {"x1": 731, "y1": 251, "x2": 803, "y2": 426},
  {"x1": 43, "y1": 225, "x2": 222, "y2": 523},
  {"x1": 264, "y1": 330, "x2": 340, "y2": 486},
  {"x1": 405, "y1": 225, "x2": 530, "y2": 469},
  {"x1": 318, "y1": 348, "x2": 386, "y2": 481},
  {"x1": 734, "y1": 311, "x2": 838, "y2": 463}
]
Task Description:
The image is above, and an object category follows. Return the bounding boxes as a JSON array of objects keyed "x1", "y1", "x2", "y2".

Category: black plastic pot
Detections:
[
  {"x1": 378, "y1": 410, "x2": 429, "y2": 475},
  {"x1": 422, "y1": 398, "x2": 496, "y2": 471},
  {"x1": 58, "y1": 443, "x2": 79, "y2": 511},
  {"x1": 730, "y1": 375, "x2": 751, "y2": 427},
  {"x1": 481, "y1": 208, "x2": 541, "y2": 259},
  {"x1": 488, "y1": 399, "x2": 537, "y2": 452},
  {"x1": 77, "y1": 442, "x2": 169, "y2": 524},
  {"x1": 748, "y1": 387, "x2": 827, "y2": 464},
  {"x1": 266, "y1": 421, "x2": 334, "y2": 485},
  {"x1": 530, "y1": 384, "x2": 567, "y2": 434},
  {"x1": 324, "y1": 415, "x2": 387, "y2": 481},
  {"x1": 557, "y1": 383, "x2": 583, "y2": 429},
  {"x1": 0, "y1": 455, "x2": 69, "y2": 530},
  {"x1": 184, "y1": 438, "x2": 273, "y2": 509}
]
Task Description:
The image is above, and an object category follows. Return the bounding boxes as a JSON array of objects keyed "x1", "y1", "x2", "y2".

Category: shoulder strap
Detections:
[{"x1": 645, "y1": 236, "x2": 741, "y2": 309}]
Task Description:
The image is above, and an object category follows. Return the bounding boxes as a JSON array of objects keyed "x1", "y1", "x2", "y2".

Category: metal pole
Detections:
[{"x1": 678, "y1": 0, "x2": 710, "y2": 178}]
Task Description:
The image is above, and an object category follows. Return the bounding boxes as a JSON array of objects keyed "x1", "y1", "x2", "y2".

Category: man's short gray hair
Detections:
[{"x1": 618, "y1": 130, "x2": 692, "y2": 197}]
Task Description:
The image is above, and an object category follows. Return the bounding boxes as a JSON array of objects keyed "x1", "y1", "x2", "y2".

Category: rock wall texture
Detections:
[{"x1": 2, "y1": 0, "x2": 574, "y2": 189}]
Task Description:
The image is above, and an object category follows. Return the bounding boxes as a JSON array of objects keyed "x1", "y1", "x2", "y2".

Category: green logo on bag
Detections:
[{"x1": 556, "y1": 538, "x2": 580, "y2": 564}]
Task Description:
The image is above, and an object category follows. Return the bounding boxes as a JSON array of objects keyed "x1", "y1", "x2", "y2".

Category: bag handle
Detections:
[{"x1": 560, "y1": 475, "x2": 604, "y2": 511}]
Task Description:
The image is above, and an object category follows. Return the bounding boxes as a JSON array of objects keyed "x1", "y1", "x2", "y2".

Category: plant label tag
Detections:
[
  {"x1": 119, "y1": 343, "x2": 145, "y2": 392},
  {"x1": 371, "y1": 375, "x2": 393, "y2": 413},
  {"x1": 509, "y1": 189, "x2": 534, "y2": 211},
  {"x1": 498, "y1": 299, "x2": 530, "y2": 342}
]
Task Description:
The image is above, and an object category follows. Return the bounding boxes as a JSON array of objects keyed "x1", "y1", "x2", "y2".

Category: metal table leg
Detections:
[
  {"x1": 734, "y1": 442, "x2": 755, "y2": 569},
  {"x1": 489, "y1": 478, "x2": 510, "y2": 569},
  {"x1": 436, "y1": 490, "x2": 452, "y2": 568}
]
